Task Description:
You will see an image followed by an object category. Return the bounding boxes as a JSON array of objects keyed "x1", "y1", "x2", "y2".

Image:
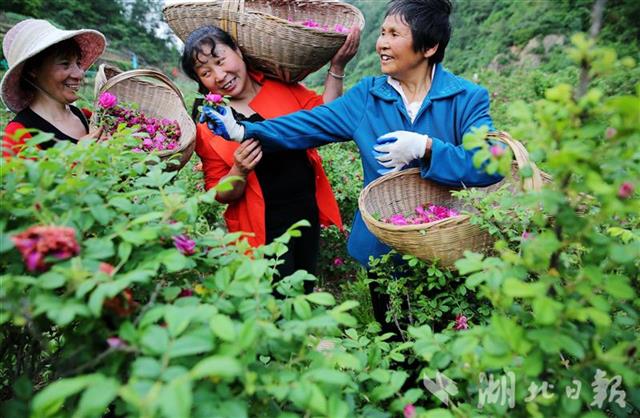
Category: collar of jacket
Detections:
[{"x1": 369, "y1": 63, "x2": 465, "y2": 102}]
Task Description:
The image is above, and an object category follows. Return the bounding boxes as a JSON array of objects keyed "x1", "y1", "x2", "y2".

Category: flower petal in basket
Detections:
[
  {"x1": 163, "y1": 0, "x2": 365, "y2": 83},
  {"x1": 93, "y1": 64, "x2": 196, "y2": 171}
]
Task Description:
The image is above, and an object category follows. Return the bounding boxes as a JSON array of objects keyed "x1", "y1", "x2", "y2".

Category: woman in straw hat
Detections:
[
  {"x1": 179, "y1": 24, "x2": 360, "y2": 290},
  {"x1": 2, "y1": 19, "x2": 106, "y2": 157}
]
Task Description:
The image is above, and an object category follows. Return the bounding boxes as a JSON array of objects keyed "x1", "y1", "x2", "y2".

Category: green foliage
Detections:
[{"x1": 0, "y1": 131, "x2": 419, "y2": 417}]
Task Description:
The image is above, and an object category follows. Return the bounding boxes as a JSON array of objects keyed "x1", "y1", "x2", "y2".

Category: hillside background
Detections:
[{"x1": 1, "y1": 0, "x2": 639, "y2": 127}]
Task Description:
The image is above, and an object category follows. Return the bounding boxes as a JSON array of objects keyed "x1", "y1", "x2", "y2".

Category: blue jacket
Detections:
[{"x1": 243, "y1": 64, "x2": 502, "y2": 266}]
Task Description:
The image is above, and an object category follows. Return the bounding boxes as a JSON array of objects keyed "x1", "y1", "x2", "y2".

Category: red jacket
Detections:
[{"x1": 195, "y1": 73, "x2": 342, "y2": 247}]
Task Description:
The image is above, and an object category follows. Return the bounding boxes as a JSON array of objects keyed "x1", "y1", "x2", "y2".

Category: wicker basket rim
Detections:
[
  {"x1": 163, "y1": 0, "x2": 365, "y2": 40},
  {"x1": 92, "y1": 65, "x2": 195, "y2": 157}
]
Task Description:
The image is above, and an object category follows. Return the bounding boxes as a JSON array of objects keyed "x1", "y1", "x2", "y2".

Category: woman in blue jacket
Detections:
[{"x1": 203, "y1": 0, "x2": 503, "y2": 334}]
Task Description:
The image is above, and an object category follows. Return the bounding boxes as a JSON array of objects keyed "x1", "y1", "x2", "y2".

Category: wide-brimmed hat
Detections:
[{"x1": 1, "y1": 19, "x2": 106, "y2": 112}]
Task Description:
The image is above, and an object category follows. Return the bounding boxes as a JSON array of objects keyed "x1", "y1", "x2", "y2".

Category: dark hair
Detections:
[
  {"x1": 180, "y1": 25, "x2": 239, "y2": 89},
  {"x1": 21, "y1": 38, "x2": 83, "y2": 93},
  {"x1": 385, "y1": 0, "x2": 452, "y2": 63}
]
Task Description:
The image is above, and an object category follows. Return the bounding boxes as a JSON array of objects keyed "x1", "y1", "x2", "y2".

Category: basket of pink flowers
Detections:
[
  {"x1": 163, "y1": 0, "x2": 365, "y2": 83},
  {"x1": 358, "y1": 132, "x2": 551, "y2": 268},
  {"x1": 92, "y1": 64, "x2": 196, "y2": 171}
]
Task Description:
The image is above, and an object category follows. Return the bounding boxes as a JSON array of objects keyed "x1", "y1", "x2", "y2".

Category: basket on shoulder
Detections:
[
  {"x1": 358, "y1": 132, "x2": 552, "y2": 268},
  {"x1": 91, "y1": 64, "x2": 196, "y2": 171},
  {"x1": 163, "y1": 0, "x2": 365, "y2": 83}
]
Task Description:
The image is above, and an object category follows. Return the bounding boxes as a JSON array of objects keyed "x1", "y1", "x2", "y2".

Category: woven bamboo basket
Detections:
[
  {"x1": 358, "y1": 132, "x2": 552, "y2": 268},
  {"x1": 92, "y1": 64, "x2": 196, "y2": 171},
  {"x1": 162, "y1": 0, "x2": 365, "y2": 83}
]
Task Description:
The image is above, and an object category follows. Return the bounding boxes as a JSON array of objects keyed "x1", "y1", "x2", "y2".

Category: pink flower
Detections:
[
  {"x1": 521, "y1": 231, "x2": 531, "y2": 240},
  {"x1": 98, "y1": 92, "x2": 118, "y2": 109},
  {"x1": 106, "y1": 337, "x2": 126, "y2": 348},
  {"x1": 99, "y1": 262, "x2": 115, "y2": 276},
  {"x1": 173, "y1": 234, "x2": 196, "y2": 256},
  {"x1": 145, "y1": 124, "x2": 157, "y2": 136},
  {"x1": 333, "y1": 257, "x2": 344, "y2": 266},
  {"x1": 205, "y1": 93, "x2": 223, "y2": 104},
  {"x1": 179, "y1": 288, "x2": 194, "y2": 298},
  {"x1": 334, "y1": 24, "x2": 350, "y2": 33},
  {"x1": 403, "y1": 404, "x2": 416, "y2": 418},
  {"x1": 490, "y1": 144, "x2": 505, "y2": 157},
  {"x1": 11, "y1": 225, "x2": 80, "y2": 272},
  {"x1": 605, "y1": 127, "x2": 617, "y2": 139},
  {"x1": 454, "y1": 314, "x2": 469, "y2": 330},
  {"x1": 618, "y1": 182, "x2": 634, "y2": 199}
]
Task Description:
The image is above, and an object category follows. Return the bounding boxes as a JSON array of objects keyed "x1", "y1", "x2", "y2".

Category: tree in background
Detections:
[{"x1": 2, "y1": 0, "x2": 177, "y2": 70}]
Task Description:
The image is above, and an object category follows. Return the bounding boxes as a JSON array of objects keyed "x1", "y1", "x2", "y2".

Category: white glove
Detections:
[
  {"x1": 374, "y1": 131, "x2": 430, "y2": 174},
  {"x1": 200, "y1": 105, "x2": 245, "y2": 142}
]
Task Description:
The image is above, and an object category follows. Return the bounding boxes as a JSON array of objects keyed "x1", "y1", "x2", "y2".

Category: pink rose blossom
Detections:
[
  {"x1": 11, "y1": 225, "x2": 80, "y2": 272},
  {"x1": 454, "y1": 314, "x2": 469, "y2": 330},
  {"x1": 521, "y1": 231, "x2": 531, "y2": 240},
  {"x1": 98, "y1": 92, "x2": 118, "y2": 109},
  {"x1": 205, "y1": 93, "x2": 223, "y2": 104},
  {"x1": 333, "y1": 257, "x2": 344, "y2": 266},
  {"x1": 173, "y1": 234, "x2": 196, "y2": 255},
  {"x1": 403, "y1": 404, "x2": 416, "y2": 418},
  {"x1": 490, "y1": 144, "x2": 505, "y2": 157},
  {"x1": 107, "y1": 337, "x2": 126, "y2": 348},
  {"x1": 605, "y1": 127, "x2": 617, "y2": 139},
  {"x1": 618, "y1": 182, "x2": 634, "y2": 199}
]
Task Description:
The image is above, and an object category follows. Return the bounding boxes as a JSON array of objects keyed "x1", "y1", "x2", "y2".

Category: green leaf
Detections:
[
  {"x1": 168, "y1": 330, "x2": 214, "y2": 358},
  {"x1": 210, "y1": 314, "x2": 236, "y2": 342},
  {"x1": 305, "y1": 369, "x2": 351, "y2": 386},
  {"x1": 84, "y1": 238, "x2": 115, "y2": 260},
  {"x1": 32, "y1": 374, "x2": 98, "y2": 416},
  {"x1": 140, "y1": 325, "x2": 169, "y2": 355},
  {"x1": 165, "y1": 306, "x2": 196, "y2": 338},
  {"x1": 603, "y1": 276, "x2": 635, "y2": 299},
  {"x1": 455, "y1": 252, "x2": 485, "y2": 274},
  {"x1": 190, "y1": 356, "x2": 242, "y2": 380},
  {"x1": 159, "y1": 378, "x2": 192, "y2": 418},
  {"x1": 424, "y1": 409, "x2": 453, "y2": 418},
  {"x1": 306, "y1": 292, "x2": 336, "y2": 306},
  {"x1": 503, "y1": 277, "x2": 547, "y2": 298},
  {"x1": 293, "y1": 299, "x2": 312, "y2": 319},
  {"x1": 533, "y1": 297, "x2": 562, "y2": 325},
  {"x1": 74, "y1": 377, "x2": 119, "y2": 418},
  {"x1": 132, "y1": 357, "x2": 162, "y2": 379},
  {"x1": 118, "y1": 242, "x2": 132, "y2": 264},
  {"x1": 38, "y1": 272, "x2": 66, "y2": 289},
  {"x1": 159, "y1": 250, "x2": 189, "y2": 273}
]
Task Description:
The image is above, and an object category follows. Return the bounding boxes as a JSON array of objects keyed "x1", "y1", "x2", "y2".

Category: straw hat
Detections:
[{"x1": 1, "y1": 19, "x2": 106, "y2": 112}]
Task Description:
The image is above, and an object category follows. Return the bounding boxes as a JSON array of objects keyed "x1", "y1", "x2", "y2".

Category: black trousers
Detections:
[
  {"x1": 265, "y1": 198, "x2": 319, "y2": 294},
  {"x1": 368, "y1": 271, "x2": 404, "y2": 339}
]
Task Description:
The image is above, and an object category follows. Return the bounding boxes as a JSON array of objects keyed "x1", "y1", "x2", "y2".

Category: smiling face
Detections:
[
  {"x1": 375, "y1": 14, "x2": 431, "y2": 81},
  {"x1": 193, "y1": 42, "x2": 251, "y2": 100},
  {"x1": 32, "y1": 50, "x2": 84, "y2": 104}
]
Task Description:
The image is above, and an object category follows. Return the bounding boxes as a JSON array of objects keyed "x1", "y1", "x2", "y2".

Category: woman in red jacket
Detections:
[
  {"x1": 1, "y1": 19, "x2": 106, "y2": 157},
  {"x1": 180, "y1": 25, "x2": 359, "y2": 288}
]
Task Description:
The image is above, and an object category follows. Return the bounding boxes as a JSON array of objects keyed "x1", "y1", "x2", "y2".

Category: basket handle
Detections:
[
  {"x1": 96, "y1": 68, "x2": 187, "y2": 109},
  {"x1": 488, "y1": 131, "x2": 544, "y2": 192},
  {"x1": 220, "y1": 0, "x2": 245, "y2": 40}
]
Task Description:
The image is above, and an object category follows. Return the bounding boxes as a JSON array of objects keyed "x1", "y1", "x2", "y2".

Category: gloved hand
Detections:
[
  {"x1": 373, "y1": 130, "x2": 430, "y2": 175},
  {"x1": 199, "y1": 105, "x2": 245, "y2": 142}
]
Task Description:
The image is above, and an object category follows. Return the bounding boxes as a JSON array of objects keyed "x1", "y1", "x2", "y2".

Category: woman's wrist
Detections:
[{"x1": 328, "y1": 65, "x2": 345, "y2": 79}]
